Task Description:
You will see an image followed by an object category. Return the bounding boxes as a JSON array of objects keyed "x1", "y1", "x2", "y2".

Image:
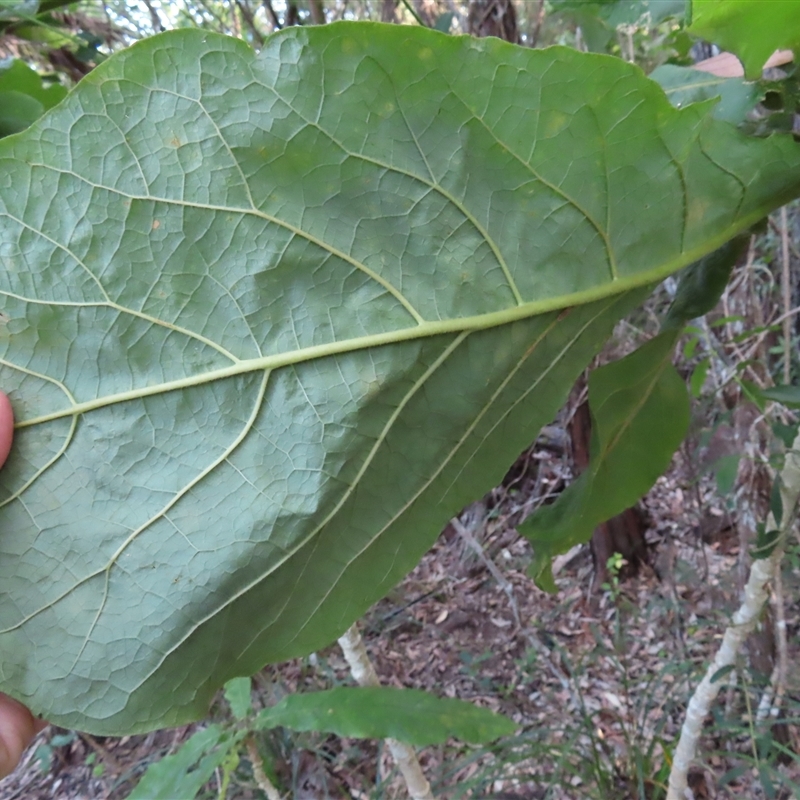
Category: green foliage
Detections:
[
  {"x1": 2, "y1": 20, "x2": 800, "y2": 735},
  {"x1": 129, "y1": 680, "x2": 512, "y2": 798},
  {"x1": 222, "y1": 677, "x2": 253, "y2": 721},
  {"x1": 689, "y1": 0, "x2": 800, "y2": 79},
  {"x1": 520, "y1": 331, "x2": 690, "y2": 591},
  {"x1": 762, "y1": 384, "x2": 800, "y2": 408},
  {"x1": 651, "y1": 64, "x2": 761, "y2": 124},
  {"x1": 0, "y1": 58, "x2": 67, "y2": 137},
  {"x1": 664, "y1": 235, "x2": 750, "y2": 329},
  {"x1": 550, "y1": 0, "x2": 686, "y2": 54},
  {"x1": 254, "y1": 686, "x2": 514, "y2": 745},
  {"x1": 127, "y1": 724, "x2": 233, "y2": 800},
  {"x1": 0, "y1": 0, "x2": 39, "y2": 21}
]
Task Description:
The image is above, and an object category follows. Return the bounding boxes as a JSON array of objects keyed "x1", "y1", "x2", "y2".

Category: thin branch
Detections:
[
  {"x1": 141, "y1": 0, "x2": 165, "y2": 32},
  {"x1": 245, "y1": 735, "x2": 282, "y2": 800},
  {"x1": 400, "y1": 0, "x2": 426, "y2": 26},
  {"x1": 338, "y1": 624, "x2": 434, "y2": 800},
  {"x1": 781, "y1": 205, "x2": 792, "y2": 385},
  {"x1": 235, "y1": 0, "x2": 265, "y2": 44},
  {"x1": 451, "y1": 515, "x2": 520, "y2": 630},
  {"x1": 530, "y1": 0, "x2": 546, "y2": 46},
  {"x1": 309, "y1": 0, "x2": 326, "y2": 24},
  {"x1": 262, "y1": 0, "x2": 282, "y2": 29}
]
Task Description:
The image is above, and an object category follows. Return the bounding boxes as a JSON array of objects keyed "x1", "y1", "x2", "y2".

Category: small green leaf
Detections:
[
  {"x1": 761, "y1": 385, "x2": 800, "y2": 408},
  {"x1": 683, "y1": 336, "x2": 700, "y2": 359},
  {"x1": 739, "y1": 378, "x2": 767, "y2": 412},
  {"x1": 254, "y1": 687, "x2": 514, "y2": 745},
  {"x1": 710, "y1": 663, "x2": 735, "y2": 683},
  {"x1": 0, "y1": 59, "x2": 67, "y2": 109},
  {"x1": 0, "y1": 90, "x2": 44, "y2": 137},
  {"x1": 664, "y1": 235, "x2": 749, "y2": 329},
  {"x1": 713, "y1": 453, "x2": 740, "y2": 496},
  {"x1": 520, "y1": 331, "x2": 690, "y2": 592},
  {"x1": 0, "y1": 60, "x2": 67, "y2": 137},
  {"x1": 770, "y1": 475, "x2": 783, "y2": 528},
  {"x1": 223, "y1": 677, "x2": 252, "y2": 721},
  {"x1": 709, "y1": 315, "x2": 744, "y2": 328},
  {"x1": 751, "y1": 523, "x2": 780, "y2": 560},
  {"x1": 433, "y1": 12, "x2": 454, "y2": 32},
  {"x1": 772, "y1": 420, "x2": 799, "y2": 449},
  {"x1": 689, "y1": 0, "x2": 800, "y2": 80},
  {"x1": 127, "y1": 725, "x2": 231, "y2": 800},
  {"x1": 690, "y1": 356, "x2": 710, "y2": 397}
]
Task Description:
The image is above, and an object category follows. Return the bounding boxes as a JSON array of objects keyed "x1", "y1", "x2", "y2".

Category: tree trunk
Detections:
[
  {"x1": 381, "y1": 0, "x2": 398, "y2": 22},
  {"x1": 569, "y1": 398, "x2": 648, "y2": 590},
  {"x1": 467, "y1": 0, "x2": 519, "y2": 43},
  {"x1": 309, "y1": 0, "x2": 326, "y2": 25}
]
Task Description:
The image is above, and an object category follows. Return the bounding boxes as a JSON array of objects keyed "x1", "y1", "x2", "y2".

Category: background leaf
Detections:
[
  {"x1": 255, "y1": 687, "x2": 515, "y2": 745},
  {"x1": 520, "y1": 331, "x2": 690, "y2": 591},
  {"x1": 761, "y1": 385, "x2": 800, "y2": 408},
  {"x1": 689, "y1": 0, "x2": 800, "y2": 80},
  {"x1": 0, "y1": 59, "x2": 66, "y2": 137},
  {"x1": 1, "y1": 23, "x2": 800, "y2": 733},
  {"x1": 223, "y1": 677, "x2": 252, "y2": 721},
  {"x1": 126, "y1": 724, "x2": 232, "y2": 800},
  {"x1": 664, "y1": 234, "x2": 749, "y2": 328},
  {"x1": 651, "y1": 64, "x2": 761, "y2": 124}
]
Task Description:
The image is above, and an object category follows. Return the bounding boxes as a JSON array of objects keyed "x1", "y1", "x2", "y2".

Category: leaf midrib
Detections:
[{"x1": 12, "y1": 203, "x2": 769, "y2": 431}]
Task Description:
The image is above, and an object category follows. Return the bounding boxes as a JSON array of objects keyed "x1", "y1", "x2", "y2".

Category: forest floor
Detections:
[{"x1": 3, "y1": 425, "x2": 800, "y2": 800}]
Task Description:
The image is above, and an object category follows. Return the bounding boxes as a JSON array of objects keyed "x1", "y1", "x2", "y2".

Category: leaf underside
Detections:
[{"x1": 1, "y1": 23, "x2": 800, "y2": 733}]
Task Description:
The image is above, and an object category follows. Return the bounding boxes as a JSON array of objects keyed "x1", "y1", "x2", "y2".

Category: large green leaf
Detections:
[
  {"x1": 689, "y1": 0, "x2": 800, "y2": 80},
  {"x1": 255, "y1": 687, "x2": 514, "y2": 745},
  {"x1": 2, "y1": 23, "x2": 800, "y2": 734}
]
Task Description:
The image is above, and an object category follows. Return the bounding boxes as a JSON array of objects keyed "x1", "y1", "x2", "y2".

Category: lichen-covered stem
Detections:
[
  {"x1": 667, "y1": 432, "x2": 800, "y2": 799},
  {"x1": 338, "y1": 624, "x2": 435, "y2": 800}
]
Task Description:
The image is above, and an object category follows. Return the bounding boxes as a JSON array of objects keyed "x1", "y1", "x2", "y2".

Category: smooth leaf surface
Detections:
[
  {"x1": 689, "y1": 0, "x2": 800, "y2": 80},
  {"x1": 2, "y1": 23, "x2": 800, "y2": 734},
  {"x1": 255, "y1": 687, "x2": 514, "y2": 745},
  {"x1": 520, "y1": 331, "x2": 690, "y2": 591}
]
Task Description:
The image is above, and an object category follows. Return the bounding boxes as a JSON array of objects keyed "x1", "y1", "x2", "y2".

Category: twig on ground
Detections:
[{"x1": 451, "y1": 515, "x2": 521, "y2": 630}]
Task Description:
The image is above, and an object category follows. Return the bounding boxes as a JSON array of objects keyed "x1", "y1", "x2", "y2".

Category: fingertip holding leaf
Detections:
[{"x1": 0, "y1": 392, "x2": 13, "y2": 469}]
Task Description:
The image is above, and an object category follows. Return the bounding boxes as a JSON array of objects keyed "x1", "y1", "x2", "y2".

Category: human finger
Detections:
[
  {"x1": 0, "y1": 391, "x2": 12, "y2": 470},
  {"x1": 0, "y1": 693, "x2": 45, "y2": 779}
]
